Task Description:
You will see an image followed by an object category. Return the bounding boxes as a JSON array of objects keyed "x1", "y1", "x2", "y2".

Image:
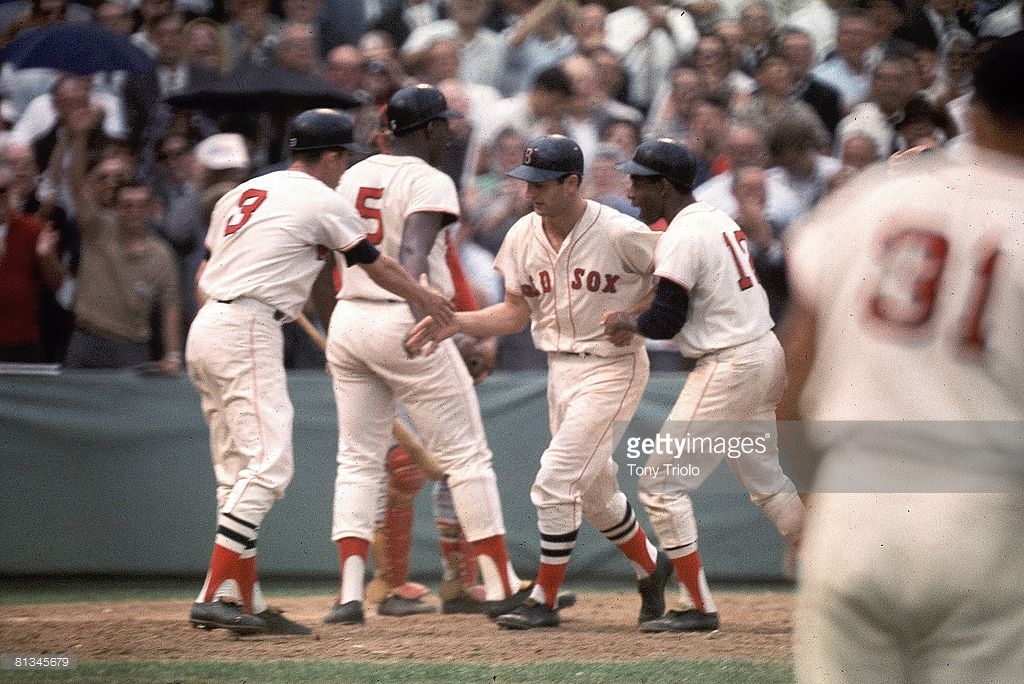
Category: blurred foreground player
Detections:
[
  {"x1": 186, "y1": 108, "x2": 453, "y2": 635},
  {"x1": 782, "y1": 32, "x2": 1024, "y2": 683}
]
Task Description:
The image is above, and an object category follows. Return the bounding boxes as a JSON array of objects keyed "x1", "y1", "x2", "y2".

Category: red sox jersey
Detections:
[
  {"x1": 335, "y1": 154, "x2": 459, "y2": 301},
  {"x1": 656, "y1": 201, "x2": 774, "y2": 358},
  {"x1": 495, "y1": 199, "x2": 659, "y2": 356},
  {"x1": 199, "y1": 170, "x2": 366, "y2": 321},
  {"x1": 789, "y1": 146, "x2": 1024, "y2": 422}
]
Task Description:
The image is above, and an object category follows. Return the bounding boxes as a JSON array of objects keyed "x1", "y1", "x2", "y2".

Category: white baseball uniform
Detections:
[
  {"x1": 186, "y1": 169, "x2": 368, "y2": 612},
  {"x1": 637, "y1": 201, "x2": 803, "y2": 568},
  {"x1": 789, "y1": 147, "x2": 1024, "y2": 683},
  {"x1": 494, "y1": 199, "x2": 660, "y2": 558},
  {"x1": 328, "y1": 154, "x2": 507, "y2": 556},
  {"x1": 189, "y1": 169, "x2": 367, "y2": 522}
]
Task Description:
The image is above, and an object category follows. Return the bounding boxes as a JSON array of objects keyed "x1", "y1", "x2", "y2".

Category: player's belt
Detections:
[
  {"x1": 215, "y1": 298, "x2": 286, "y2": 321},
  {"x1": 548, "y1": 350, "x2": 592, "y2": 358}
]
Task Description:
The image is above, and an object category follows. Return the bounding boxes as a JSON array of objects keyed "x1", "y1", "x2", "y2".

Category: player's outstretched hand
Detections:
[
  {"x1": 602, "y1": 310, "x2": 638, "y2": 347},
  {"x1": 405, "y1": 315, "x2": 459, "y2": 357},
  {"x1": 414, "y1": 274, "x2": 456, "y2": 327}
]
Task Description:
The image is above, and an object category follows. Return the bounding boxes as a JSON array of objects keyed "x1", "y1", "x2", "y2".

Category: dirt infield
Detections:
[{"x1": 0, "y1": 591, "x2": 792, "y2": 664}]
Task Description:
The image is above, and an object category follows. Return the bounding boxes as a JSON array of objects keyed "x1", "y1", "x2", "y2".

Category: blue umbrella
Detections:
[{"x1": 0, "y1": 21, "x2": 154, "y2": 75}]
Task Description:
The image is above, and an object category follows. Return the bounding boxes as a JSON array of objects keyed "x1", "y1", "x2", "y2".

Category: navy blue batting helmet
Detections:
[
  {"x1": 507, "y1": 135, "x2": 585, "y2": 183},
  {"x1": 616, "y1": 138, "x2": 697, "y2": 190},
  {"x1": 386, "y1": 83, "x2": 463, "y2": 136}
]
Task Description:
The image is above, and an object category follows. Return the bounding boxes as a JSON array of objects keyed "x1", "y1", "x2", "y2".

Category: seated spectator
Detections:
[
  {"x1": 767, "y1": 113, "x2": 840, "y2": 218},
  {"x1": 894, "y1": 0, "x2": 978, "y2": 53},
  {"x1": 272, "y1": 22, "x2": 324, "y2": 76},
  {"x1": 584, "y1": 142, "x2": 638, "y2": 218},
  {"x1": 786, "y1": 0, "x2": 847, "y2": 62},
  {"x1": 560, "y1": 53, "x2": 641, "y2": 171},
  {"x1": 735, "y1": 50, "x2": 831, "y2": 141},
  {"x1": 811, "y1": 10, "x2": 878, "y2": 110},
  {"x1": 11, "y1": 74, "x2": 126, "y2": 163},
  {"x1": 825, "y1": 130, "x2": 881, "y2": 192},
  {"x1": 366, "y1": 0, "x2": 447, "y2": 49},
  {"x1": 95, "y1": 0, "x2": 134, "y2": 37},
  {"x1": 730, "y1": 164, "x2": 787, "y2": 322},
  {"x1": 738, "y1": 0, "x2": 777, "y2": 75},
  {"x1": 895, "y1": 95, "x2": 958, "y2": 149},
  {"x1": 122, "y1": 12, "x2": 219, "y2": 156},
  {"x1": 223, "y1": 0, "x2": 283, "y2": 70},
  {"x1": 63, "y1": 108, "x2": 182, "y2": 374},
  {"x1": 569, "y1": 2, "x2": 607, "y2": 53},
  {"x1": 585, "y1": 45, "x2": 630, "y2": 108},
  {"x1": 693, "y1": 32, "x2": 756, "y2": 108},
  {"x1": 131, "y1": 0, "x2": 174, "y2": 57},
  {"x1": 0, "y1": 167, "x2": 64, "y2": 362},
  {"x1": 835, "y1": 47, "x2": 920, "y2": 156},
  {"x1": 0, "y1": 0, "x2": 90, "y2": 49},
  {"x1": 694, "y1": 120, "x2": 804, "y2": 229},
  {"x1": 324, "y1": 44, "x2": 367, "y2": 98},
  {"x1": 600, "y1": 116, "x2": 642, "y2": 161},
  {"x1": 644, "y1": 63, "x2": 706, "y2": 140},
  {"x1": 779, "y1": 27, "x2": 844, "y2": 142},
  {"x1": 461, "y1": 126, "x2": 532, "y2": 256},
  {"x1": 281, "y1": 0, "x2": 330, "y2": 58},
  {"x1": 183, "y1": 17, "x2": 231, "y2": 75},
  {"x1": 685, "y1": 95, "x2": 730, "y2": 187},
  {"x1": 923, "y1": 28, "x2": 974, "y2": 109}
]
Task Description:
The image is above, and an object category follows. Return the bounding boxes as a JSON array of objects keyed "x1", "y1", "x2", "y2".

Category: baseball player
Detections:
[
  {"x1": 186, "y1": 108, "x2": 453, "y2": 635},
  {"x1": 603, "y1": 138, "x2": 805, "y2": 632},
  {"x1": 783, "y1": 33, "x2": 1024, "y2": 683},
  {"x1": 409, "y1": 134, "x2": 673, "y2": 630},
  {"x1": 324, "y1": 84, "x2": 525, "y2": 626}
]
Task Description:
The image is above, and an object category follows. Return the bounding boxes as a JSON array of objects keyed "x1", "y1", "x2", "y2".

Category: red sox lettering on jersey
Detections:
[{"x1": 496, "y1": 200, "x2": 659, "y2": 356}]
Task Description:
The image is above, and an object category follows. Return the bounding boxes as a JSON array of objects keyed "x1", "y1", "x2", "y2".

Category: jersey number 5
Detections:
[
  {"x1": 224, "y1": 189, "x2": 268, "y2": 236},
  {"x1": 356, "y1": 187, "x2": 385, "y2": 244}
]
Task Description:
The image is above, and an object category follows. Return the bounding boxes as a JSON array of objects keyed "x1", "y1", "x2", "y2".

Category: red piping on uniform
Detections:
[
  {"x1": 248, "y1": 317, "x2": 266, "y2": 466},
  {"x1": 563, "y1": 205, "x2": 601, "y2": 343},
  {"x1": 569, "y1": 351, "x2": 639, "y2": 506}
]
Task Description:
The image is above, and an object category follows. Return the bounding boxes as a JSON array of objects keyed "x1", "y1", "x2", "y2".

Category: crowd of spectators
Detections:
[{"x1": 0, "y1": 0, "x2": 1018, "y2": 372}]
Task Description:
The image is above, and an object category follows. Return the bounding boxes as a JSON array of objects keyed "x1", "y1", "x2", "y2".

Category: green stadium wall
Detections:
[{"x1": 0, "y1": 371, "x2": 788, "y2": 582}]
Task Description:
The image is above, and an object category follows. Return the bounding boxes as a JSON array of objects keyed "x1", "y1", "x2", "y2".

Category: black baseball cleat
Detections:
[
  {"x1": 639, "y1": 609, "x2": 720, "y2": 633},
  {"x1": 189, "y1": 600, "x2": 266, "y2": 634},
  {"x1": 442, "y1": 593, "x2": 485, "y2": 614},
  {"x1": 378, "y1": 595, "x2": 437, "y2": 617},
  {"x1": 483, "y1": 583, "x2": 533, "y2": 620},
  {"x1": 495, "y1": 598, "x2": 560, "y2": 630},
  {"x1": 636, "y1": 550, "x2": 672, "y2": 625},
  {"x1": 449, "y1": 590, "x2": 576, "y2": 615},
  {"x1": 483, "y1": 582, "x2": 578, "y2": 619},
  {"x1": 323, "y1": 600, "x2": 365, "y2": 625},
  {"x1": 253, "y1": 607, "x2": 311, "y2": 635}
]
